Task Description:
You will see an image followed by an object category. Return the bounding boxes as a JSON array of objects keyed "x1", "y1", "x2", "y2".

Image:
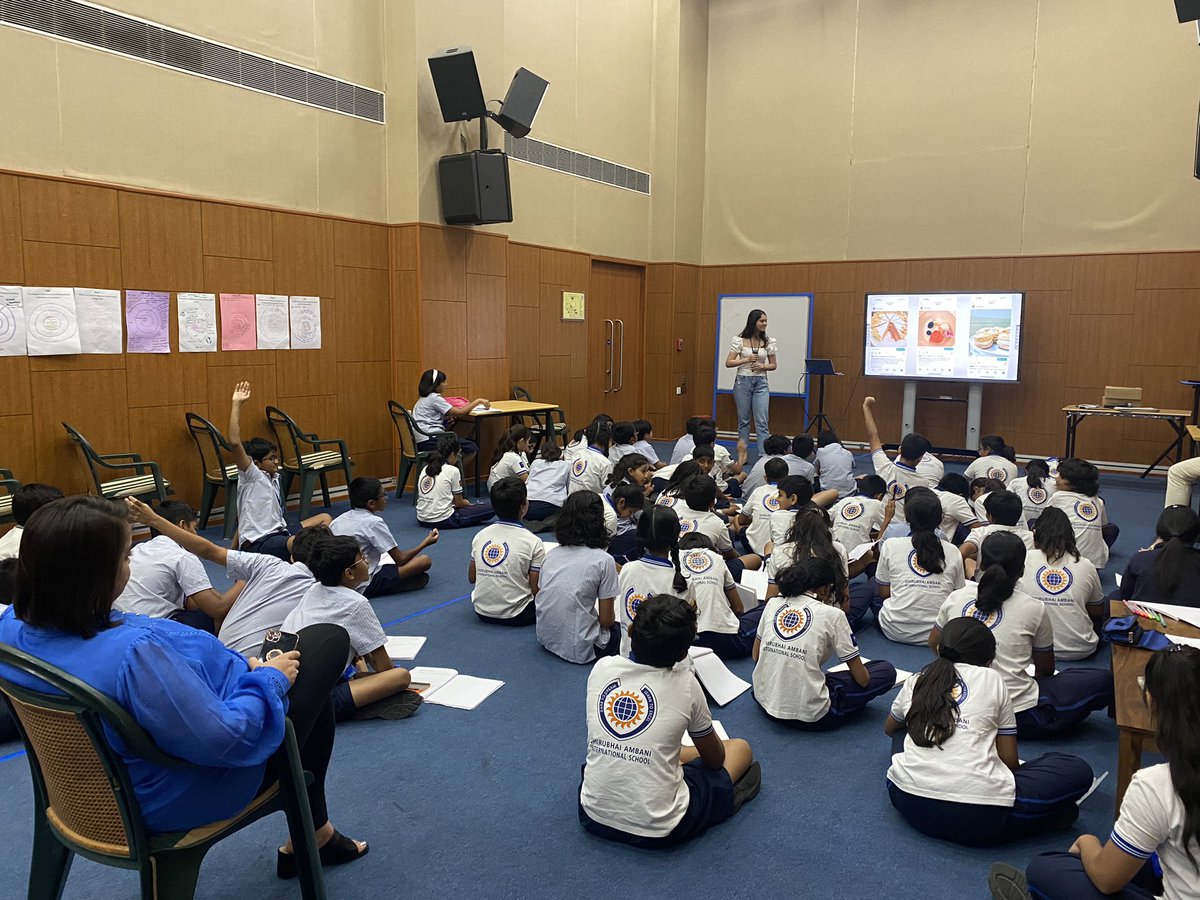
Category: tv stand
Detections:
[{"x1": 901, "y1": 381, "x2": 983, "y2": 453}]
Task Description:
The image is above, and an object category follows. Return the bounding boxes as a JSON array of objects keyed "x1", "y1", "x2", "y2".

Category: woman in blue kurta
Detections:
[{"x1": 0, "y1": 495, "x2": 367, "y2": 878}]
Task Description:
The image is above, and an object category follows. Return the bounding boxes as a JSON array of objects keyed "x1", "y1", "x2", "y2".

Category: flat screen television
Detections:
[{"x1": 863, "y1": 292, "x2": 1024, "y2": 383}]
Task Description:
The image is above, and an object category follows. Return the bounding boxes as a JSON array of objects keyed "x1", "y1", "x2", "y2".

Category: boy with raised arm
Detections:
[{"x1": 862, "y1": 395, "x2": 941, "y2": 524}]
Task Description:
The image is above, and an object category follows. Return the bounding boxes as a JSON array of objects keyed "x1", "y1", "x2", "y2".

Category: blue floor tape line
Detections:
[
  {"x1": 0, "y1": 749, "x2": 26, "y2": 764},
  {"x1": 382, "y1": 593, "x2": 470, "y2": 628}
]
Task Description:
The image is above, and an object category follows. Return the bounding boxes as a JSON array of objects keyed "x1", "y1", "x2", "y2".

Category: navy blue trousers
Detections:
[
  {"x1": 694, "y1": 605, "x2": 766, "y2": 660},
  {"x1": 1027, "y1": 851, "x2": 1159, "y2": 899},
  {"x1": 419, "y1": 502, "x2": 495, "y2": 529},
  {"x1": 758, "y1": 660, "x2": 898, "y2": 729},
  {"x1": 1015, "y1": 668, "x2": 1113, "y2": 738}
]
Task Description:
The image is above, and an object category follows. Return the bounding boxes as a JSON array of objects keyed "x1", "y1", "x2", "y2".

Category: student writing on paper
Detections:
[
  {"x1": 679, "y1": 532, "x2": 762, "y2": 661},
  {"x1": 331, "y1": 477, "x2": 437, "y2": 598},
  {"x1": 1118, "y1": 505, "x2": 1200, "y2": 609},
  {"x1": 469, "y1": 477, "x2": 545, "y2": 626},
  {"x1": 412, "y1": 367, "x2": 486, "y2": 459},
  {"x1": 578, "y1": 594, "x2": 761, "y2": 848}
]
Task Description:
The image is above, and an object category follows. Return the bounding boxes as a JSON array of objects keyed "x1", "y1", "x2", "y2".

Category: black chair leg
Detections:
[
  {"x1": 28, "y1": 810, "x2": 72, "y2": 900},
  {"x1": 197, "y1": 482, "x2": 217, "y2": 529},
  {"x1": 222, "y1": 482, "x2": 239, "y2": 541},
  {"x1": 318, "y1": 470, "x2": 331, "y2": 509},
  {"x1": 298, "y1": 472, "x2": 319, "y2": 521},
  {"x1": 142, "y1": 848, "x2": 205, "y2": 900},
  {"x1": 396, "y1": 459, "x2": 411, "y2": 499}
]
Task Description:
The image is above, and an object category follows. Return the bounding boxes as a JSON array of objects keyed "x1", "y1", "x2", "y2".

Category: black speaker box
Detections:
[
  {"x1": 1176, "y1": 0, "x2": 1200, "y2": 22},
  {"x1": 428, "y1": 47, "x2": 486, "y2": 122},
  {"x1": 438, "y1": 151, "x2": 513, "y2": 225},
  {"x1": 495, "y1": 67, "x2": 549, "y2": 138}
]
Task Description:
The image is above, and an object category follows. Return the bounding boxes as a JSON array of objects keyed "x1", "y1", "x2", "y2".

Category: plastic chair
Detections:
[
  {"x1": 0, "y1": 643, "x2": 326, "y2": 900},
  {"x1": 185, "y1": 413, "x2": 240, "y2": 540},
  {"x1": 265, "y1": 407, "x2": 353, "y2": 521},
  {"x1": 62, "y1": 423, "x2": 171, "y2": 503},
  {"x1": 511, "y1": 385, "x2": 569, "y2": 450},
  {"x1": 388, "y1": 401, "x2": 464, "y2": 504},
  {"x1": 0, "y1": 468, "x2": 20, "y2": 525}
]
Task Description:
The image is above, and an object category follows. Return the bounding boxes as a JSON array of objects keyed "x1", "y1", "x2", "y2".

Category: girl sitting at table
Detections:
[{"x1": 412, "y1": 368, "x2": 487, "y2": 458}]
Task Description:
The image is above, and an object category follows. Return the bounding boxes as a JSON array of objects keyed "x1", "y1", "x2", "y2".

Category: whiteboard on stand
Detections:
[{"x1": 714, "y1": 293, "x2": 814, "y2": 398}]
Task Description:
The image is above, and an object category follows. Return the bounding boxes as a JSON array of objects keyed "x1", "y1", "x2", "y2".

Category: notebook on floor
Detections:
[{"x1": 407, "y1": 666, "x2": 504, "y2": 710}]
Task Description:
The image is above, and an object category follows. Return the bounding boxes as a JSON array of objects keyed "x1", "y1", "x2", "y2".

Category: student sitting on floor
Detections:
[
  {"x1": 331, "y1": 477, "x2": 437, "y2": 598},
  {"x1": 1118, "y1": 504, "x2": 1200, "y2": 609},
  {"x1": 525, "y1": 443, "x2": 570, "y2": 524},
  {"x1": 604, "y1": 482, "x2": 647, "y2": 566},
  {"x1": 578, "y1": 593, "x2": 761, "y2": 848},
  {"x1": 1018, "y1": 508, "x2": 1105, "y2": 661},
  {"x1": 754, "y1": 557, "x2": 897, "y2": 730},
  {"x1": 679, "y1": 532, "x2": 761, "y2": 660},
  {"x1": 652, "y1": 460, "x2": 701, "y2": 506},
  {"x1": 415, "y1": 434, "x2": 495, "y2": 529},
  {"x1": 569, "y1": 419, "x2": 615, "y2": 495},
  {"x1": 114, "y1": 500, "x2": 239, "y2": 633},
  {"x1": 741, "y1": 433, "x2": 793, "y2": 497},
  {"x1": 1009, "y1": 458, "x2": 1055, "y2": 528},
  {"x1": 486, "y1": 424, "x2": 531, "y2": 489},
  {"x1": 468, "y1": 476, "x2": 544, "y2": 626},
  {"x1": 971, "y1": 477, "x2": 1008, "y2": 524},
  {"x1": 689, "y1": 425, "x2": 747, "y2": 498},
  {"x1": 766, "y1": 505, "x2": 861, "y2": 600},
  {"x1": 567, "y1": 414, "x2": 614, "y2": 463},
  {"x1": 766, "y1": 475, "x2": 841, "y2": 554},
  {"x1": 228, "y1": 381, "x2": 332, "y2": 560},
  {"x1": 814, "y1": 430, "x2": 856, "y2": 496},
  {"x1": 734, "y1": 457, "x2": 789, "y2": 557},
  {"x1": 282, "y1": 535, "x2": 415, "y2": 721},
  {"x1": 617, "y1": 506, "x2": 689, "y2": 657},
  {"x1": 678, "y1": 475, "x2": 761, "y2": 581},
  {"x1": 1050, "y1": 457, "x2": 1117, "y2": 569},
  {"x1": 607, "y1": 453, "x2": 654, "y2": 496},
  {"x1": 934, "y1": 472, "x2": 984, "y2": 545},
  {"x1": 670, "y1": 416, "x2": 711, "y2": 466},
  {"x1": 631, "y1": 419, "x2": 666, "y2": 470},
  {"x1": 862, "y1": 396, "x2": 939, "y2": 523},
  {"x1": 608, "y1": 421, "x2": 638, "y2": 463},
  {"x1": 885, "y1": 616, "x2": 1094, "y2": 847},
  {"x1": 0, "y1": 482, "x2": 63, "y2": 560},
  {"x1": 964, "y1": 435, "x2": 1019, "y2": 485},
  {"x1": 998, "y1": 646, "x2": 1200, "y2": 900},
  {"x1": 784, "y1": 434, "x2": 819, "y2": 485},
  {"x1": 933, "y1": 532, "x2": 1113, "y2": 739},
  {"x1": 829, "y1": 474, "x2": 892, "y2": 551},
  {"x1": 960, "y1": 490, "x2": 1034, "y2": 577},
  {"x1": 535, "y1": 491, "x2": 620, "y2": 663}
]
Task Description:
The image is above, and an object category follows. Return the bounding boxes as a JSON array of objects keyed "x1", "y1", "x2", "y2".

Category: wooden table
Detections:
[
  {"x1": 464, "y1": 400, "x2": 563, "y2": 497},
  {"x1": 1063, "y1": 406, "x2": 1191, "y2": 478},
  {"x1": 1110, "y1": 599, "x2": 1200, "y2": 812}
]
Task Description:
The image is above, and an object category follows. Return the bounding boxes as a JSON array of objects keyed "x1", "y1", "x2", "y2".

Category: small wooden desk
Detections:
[
  {"x1": 1063, "y1": 406, "x2": 1190, "y2": 478},
  {"x1": 1110, "y1": 599, "x2": 1200, "y2": 812},
  {"x1": 464, "y1": 400, "x2": 563, "y2": 497}
]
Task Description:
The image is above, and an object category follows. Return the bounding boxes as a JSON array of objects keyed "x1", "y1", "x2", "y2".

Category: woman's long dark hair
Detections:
[
  {"x1": 14, "y1": 496, "x2": 127, "y2": 639},
  {"x1": 1032, "y1": 507, "x2": 1080, "y2": 564},
  {"x1": 908, "y1": 617, "x2": 996, "y2": 748},
  {"x1": 739, "y1": 308, "x2": 768, "y2": 344},
  {"x1": 975, "y1": 532, "x2": 1026, "y2": 616},
  {"x1": 784, "y1": 507, "x2": 847, "y2": 596},
  {"x1": 491, "y1": 424, "x2": 530, "y2": 465},
  {"x1": 426, "y1": 434, "x2": 459, "y2": 478},
  {"x1": 904, "y1": 487, "x2": 946, "y2": 574},
  {"x1": 1024, "y1": 458, "x2": 1049, "y2": 491},
  {"x1": 1143, "y1": 646, "x2": 1200, "y2": 869},
  {"x1": 1153, "y1": 506, "x2": 1200, "y2": 600},
  {"x1": 554, "y1": 491, "x2": 609, "y2": 549},
  {"x1": 637, "y1": 506, "x2": 687, "y2": 594}
]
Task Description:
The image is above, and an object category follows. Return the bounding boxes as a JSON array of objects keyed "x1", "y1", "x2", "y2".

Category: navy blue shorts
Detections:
[
  {"x1": 332, "y1": 680, "x2": 355, "y2": 719},
  {"x1": 241, "y1": 530, "x2": 291, "y2": 561}
]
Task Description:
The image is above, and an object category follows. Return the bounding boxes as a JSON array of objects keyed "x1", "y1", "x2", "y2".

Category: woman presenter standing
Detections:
[{"x1": 725, "y1": 308, "x2": 777, "y2": 456}]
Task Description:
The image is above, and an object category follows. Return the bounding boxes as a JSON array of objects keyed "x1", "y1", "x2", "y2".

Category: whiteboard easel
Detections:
[{"x1": 713, "y1": 293, "x2": 814, "y2": 413}]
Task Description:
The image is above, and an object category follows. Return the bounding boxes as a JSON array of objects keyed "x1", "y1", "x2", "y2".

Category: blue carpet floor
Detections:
[{"x1": 0, "y1": 448, "x2": 1172, "y2": 899}]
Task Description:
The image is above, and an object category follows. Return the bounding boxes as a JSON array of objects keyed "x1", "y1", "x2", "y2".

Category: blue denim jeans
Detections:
[{"x1": 733, "y1": 374, "x2": 770, "y2": 454}]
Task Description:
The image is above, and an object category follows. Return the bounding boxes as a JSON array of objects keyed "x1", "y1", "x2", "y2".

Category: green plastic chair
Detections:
[
  {"x1": 387, "y1": 400, "x2": 463, "y2": 503},
  {"x1": 185, "y1": 413, "x2": 239, "y2": 540},
  {"x1": 62, "y1": 423, "x2": 171, "y2": 503},
  {"x1": 0, "y1": 468, "x2": 20, "y2": 525},
  {"x1": 0, "y1": 643, "x2": 326, "y2": 900},
  {"x1": 511, "y1": 385, "x2": 569, "y2": 450},
  {"x1": 265, "y1": 407, "x2": 353, "y2": 521}
]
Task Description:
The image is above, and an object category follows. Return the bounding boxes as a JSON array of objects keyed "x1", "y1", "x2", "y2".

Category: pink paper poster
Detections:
[
  {"x1": 125, "y1": 290, "x2": 170, "y2": 353},
  {"x1": 220, "y1": 293, "x2": 257, "y2": 351}
]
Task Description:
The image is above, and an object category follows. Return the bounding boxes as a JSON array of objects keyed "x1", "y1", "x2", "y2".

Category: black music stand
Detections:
[{"x1": 803, "y1": 358, "x2": 841, "y2": 435}]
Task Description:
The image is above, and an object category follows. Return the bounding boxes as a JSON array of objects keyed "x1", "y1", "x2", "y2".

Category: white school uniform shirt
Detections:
[
  {"x1": 0, "y1": 524, "x2": 21, "y2": 560},
  {"x1": 933, "y1": 489, "x2": 981, "y2": 538},
  {"x1": 963, "y1": 456, "x2": 1019, "y2": 485},
  {"x1": 682, "y1": 445, "x2": 734, "y2": 491},
  {"x1": 754, "y1": 593, "x2": 860, "y2": 721},
  {"x1": 815, "y1": 443, "x2": 856, "y2": 496},
  {"x1": 830, "y1": 496, "x2": 886, "y2": 550},
  {"x1": 1110, "y1": 764, "x2": 1200, "y2": 900},
  {"x1": 580, "y1": 655, "x2": 714, "y2": 838},
  {"x1": 874, "y1": 536, "x2": 965, "y2": 644},
  {"x1": 113, "y1": 535, "x2": 214, "y2": 618},
  {"x1": 631, "y1": 439, "x2": 660, "y2": 464},
  {"x1": 782, "y1": 454, "x2": 818, "y2": 483},
  {"x1": 218, "y1": 552, "x2": 315, "y2": 656},
  {"x1": 415, "y1": 463, "x2": 461, "y2": 524},
  {"x1": 887, "y1": 662, "x2": 1017, "y2": 807},
  {"x1": 601, "y1": 489, "x2": 638, "y2": 537},
  {"x1": 487, "y1": 450, "x2": 530, "y2": 489},
  {"x1": 681, "y1": 548, "x2": 738, "y2": 634},
  {"x1": 676, "y1": 506, "x2": 733, "y2": 555},
  {"x1": 237, "y1": 461, "x2": 287, "y2": 543},
  {"x1": 564, "y1": 435, "x2": 588, "y2": 462},
  {"x1": 768, "y1": 508, "x2": 796, "y2": 550},
  {"x1": 917, "y1": 453, "x2": 945, "y2": 482},
  {"x1": 525, "y1": 459, "x2": 569, "y2": 506},
  {"x1": 937, "y1": 583, "x2": 1052, "y2": 713},
  {"x1": 669, "y1": 434, "x2": 695, "y2": 466},
  {"x1": 1017, "y1": 548, "x2": 1102, "y2": 661},
  {"x1": 741, "y1": 454, "x2": 785, "y2": 497},
  {"x1": 871, "y1": 451, "x2": 938, "y2": 522},
  {"x1": 608, "y1": 442, "x2": 638, "y2": 464},
  {"x1": 617, "y1": 554, "x2": 684, "y2": 657},
  {"x1": 569, "y1": 446, "x2": 613, "y2": 495},
  {"x1": 768, "y1": 539, "x2": 849, "y2": 584},
  {"x1": 470, "y1": 520, "x2": 545, "y2": 619},
  {"x1": 330, "y1": 508, "x2": 397, "y2": 585},
  {"x1": 961, "y1": 523, "x2": 1034, "y2": 555},
  {"x1": 412, "y1": 392, "x2": 453, "y2": 439},
  {"x1": 743, "y1": 483, "x2": 781, "y2": 556},
  {"x1": 1050, "y1": 490, "x2": 1109, "y2": 568},
  {"x1": 535, "y1": 545, "x2": 620, "y2": 664},
  {"x1": 1009, "y1": 476, "x2": 1056, "y2": 525},
  {"x1": 283, "y1": 581, "x2": 386, "y2": 664}
]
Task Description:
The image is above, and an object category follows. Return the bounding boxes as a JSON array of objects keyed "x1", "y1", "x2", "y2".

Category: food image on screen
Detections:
[
  {"x1": 967, "y1": 309, "x2": 1013, "y2": 357},
  {"x1": 917, "y1": 311, "x2": 956, "y2": 347},
  {"x1": 870, "y1": 310, "x2": 908, "y2": 346}
]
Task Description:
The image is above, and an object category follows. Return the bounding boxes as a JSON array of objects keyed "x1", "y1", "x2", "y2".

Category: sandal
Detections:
[{"x1": 276, "y1": 831, "x2": 369, "y2": 879}]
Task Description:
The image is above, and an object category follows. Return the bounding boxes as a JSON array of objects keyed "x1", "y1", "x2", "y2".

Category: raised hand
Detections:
[
  {"x1": 231, "y1": 381, "x2": 251, "y2": 404},
  {"x1": 125, "y1": 496, "x2": 157, "y2": 526},
  {"x1": 863, "y1": 396, "x2": 875, "y2": 409}
]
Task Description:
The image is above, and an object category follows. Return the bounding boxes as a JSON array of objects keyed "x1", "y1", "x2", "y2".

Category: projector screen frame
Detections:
[{"x1": 861, "y1": 290, "x2": 1026, "y2": 385}]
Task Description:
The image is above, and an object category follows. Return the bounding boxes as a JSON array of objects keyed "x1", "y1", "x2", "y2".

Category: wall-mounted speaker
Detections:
[
  {"x1": 1176, "y1": 0, "x2": 1200, "y2": 23},
  {"x1": 494, "y1": 67, "x2": 549, "y2": 139},
  {"x1": 428, "y1": 47, "x2": 486, "y2": 122},
  {"x1": 438, "y1": 151, "x2": 513, "y2": 225}
]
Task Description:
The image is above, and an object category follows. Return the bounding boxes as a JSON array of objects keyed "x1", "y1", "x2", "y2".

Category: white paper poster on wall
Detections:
[
  {"x1": 177, "y1": 292, "x2": 217, "y2": 352},
  {"x1": 22, "y1": 287, "x2": 81, "y2": 356},
  {"x1": 0, "y1": 286, "x2": 26, "y2": 357},
  {"x1": 288, "y1": 296, "x2": 322, "y2": 350},
  {"x1": 256, "y1": 294, "x2": 290, "y2": 349},
  {"x1": 74, "y1": 288, "x2": 123, "y2": 354}
]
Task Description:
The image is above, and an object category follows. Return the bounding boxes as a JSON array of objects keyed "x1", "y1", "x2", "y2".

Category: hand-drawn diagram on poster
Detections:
[
  {"x1": 256, "y1": 294, "x2": 290, "y2": 350},
  {"x1": 288, "y1": 296, "x2": 322, "y2": 350},
  {"x1": 220, "y1": 294, "x2": 256, "y2": 351},
  {"x1": 23, "y1": 287, "x2": 81, "y2": 356},
  {"x1": 177, "y1": 292, "x2": 217, "y2": 352},
  {"x1": 75, "y1": 288, "x2": 123, "y2": 354},
  {"x1": 0, "y1": 286, "x2": 26, "y2": 356},
  {"x1": 125, "y1": 290, "x2": 170, "y2": 353}
]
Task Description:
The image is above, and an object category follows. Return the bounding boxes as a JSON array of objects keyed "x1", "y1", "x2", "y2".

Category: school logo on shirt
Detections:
[
  {"x1": 840, "y1": 501, "x2": 865, "y2": 521},
  {"x1": 1036, "y1": 565, "x2": 1073, "y2": 595},
  {"x1": 679, "y1": 519, "x2": 699, "y2": 535},
  {"x1": 658, "y1": 495, "x2": 678, "y2": 508},
  {"x1": 907, "y1": 550, "x2": 932, "y2": 577},
  {"x1": 419, "y1": 474, "x2": 435, "y2": 494},
  {"x1": 772, "y1": 604, "x2": 813, "y2": 641},
  {"x1": 597, "y1": 678, "x2": 657, "y2": 741},
  {"x1": 762, "y1": 494, "x2": 781, "y2": 513},
  {"x1": 683, "y1": 551, "x2": 714, "y2": 575},
  {"x1": 572, "y1": 458, "x2": 588, "y2": 477},
  {"x1": 623, "y1": 588, "x2": 649, "y2": 620},
  {"x1": 888, "y1": 481, "x2": 908, "y2": 501},
  {"x1": 1027, "y1": 487, "x2": 1048, "y2": 505},
  {"x1": 949, "y1": 674, "x2": 969, "y2": 707},
  {"x1": 480, "y1": 541, "x2": 510, "y2": 568},
  {"x1": 987, "y1": 467, "x2": 1009, "y2": 482},
  {"x1": 1074, "y1": 500, "x2": 1099, "y2": 523},
  {"x1": 961, "y1": 599, "x2": 1003, "y2": 630}
]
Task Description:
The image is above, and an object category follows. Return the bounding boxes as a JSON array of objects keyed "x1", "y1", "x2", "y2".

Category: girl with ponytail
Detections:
[
  {"x1": 415, "y1": 434, "x2": 496, "y2": 529},
  {"x1": 486, "y1": 424, "x2": 531, "y2": 489},
  {"x1": 1018, "y1": 507, "x2": 1104, "y2": 661},
  {"x1": 412, "y1": 368, "x2": 486, "y2": 457},
  {"x1": 965, "y1": 435, "x2": 1019, "y2": 484},
  {"x1": 886, "y1": 616, "x2": 1094, "y2": 847},
  {"x1": 1119, "y1": 505, "x2": 1200, "y2": 608},
  {"x1": 615, "y1": 506, "x2": 690, "y2": 657},
  {"x1": 1010, "y1": 458, "x2": 1056, "y2": 527},
  {"x1": 765, "y1": 507, "x2": 850, "y2": 602},
  {"x1": 932, "y1": 532, "x2": 1112, "y2": 740},
  {"x1": 653, "y1": 460, "x2": 703, "y2": 507}
]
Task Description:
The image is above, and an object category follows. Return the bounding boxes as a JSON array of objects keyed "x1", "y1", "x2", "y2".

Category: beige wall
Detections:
[{"x1": 703, "y1": 0, "x2": 1200, "y2": 264}]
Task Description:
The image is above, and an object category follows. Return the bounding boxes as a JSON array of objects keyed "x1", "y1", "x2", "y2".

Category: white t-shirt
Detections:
[
  {"x1": 754, "y1": 593, "x2": 860, "y2": 721},
  {"x1": 887, "y1": 662, "x2": 1017, "y2": 807},
  {"x1": 0, "y1": 524, "x2": 22, "y2": 560},
  {"x1": 526, "y1": 459, "x2": 569, "y2": 507},
  {"x1": 487, "y1": 451, "x2": 530, "y2": 489},
  {"x1": 609, "y1": 442, "x2": 637, "y2": 463},
  {"x1": 412, "y1": 392, "x2": 453, "y2": 438},
  {"x1": 470, "y1": 521, "x2": 545, "y2": 619},
  {"x1": 782, "y1": 454, "x2": 818, "y2": 483},
  {"x1": 415, "y1": 462, "x2": 462, "y2": 524},
  {"x1": 565, "y1": 435, "x2": 587, "y2": 462},
  {"x1": 874, "y1": 536, "x2": 965, "y2": 644},
  {"x1": 815, "y1": 443, "x2": 856, "y2": 496},
  {"x1": 937, "y1": 583, "x2": 1053, "y2": 713},
  {"x1": 742, "y1": 455, "x2": 785, "y2": 497},
  {"x1": 769, "y1": 508, "x2": 796, "y2": 550},
  {"x1": 282, "y1": 581, "x2": 386, "y2": 663},
  {"x1": 768, "y1": 540, "x2": 849, "y2": 585},
  {"x1": 1009, "y1": 476, "x2": 1056, "y2": 525},
  {"x1": 580, "y1": 655, "x2": 714, "y2": 838},
  {"x1": 535, "y1": 545, "x2": 620, "y2": 663},
  {"x1": 830, "y1": 496, "x2": 886, "y2": 550},
  {"x1": 569, "y1": 447, "x2": 613, "y2": 495},
  {"x1": 961, "y1": 523, "x2": 1035, "y2": 556},
  {"x1": 933, "y1": 489, "x2": 981, "y2": 539},
  {"x1": 218, "y1": 553, "x2": 314, "y2": 656},
  {"x1": 1017, "y1": 548, "x2": 1102, "y2": 661},
  {"x1": 680, "y1": 548, "x2": 738, "y2": 634},
  {"x1": 1111, "y1": 763, "x2": 1200, "y2": 900},
  {"x1": 330, "y1": 508, "x2": 397, "y2": 580},
  {"x1": 871, "y1": 451, "x2": 938, "y2": 522},
  {"x1": 964, "y1": 456, "x2": 1019, "y2": 484},
  {"x1": 669, "y1": 434, "x2": 695, "y2": 466},
  {"x1": 632, "y1": 439, "x2": 659, "y2": 464},
  {"x1": 617, "y1": 554, "x2": 684, "y2": 657},
  {"x1": 237, "y1": 461, "x2": 287, "y2": 543},
  {"x1": 916, "y1": 453, "x2": 945, "y2": 482},
  {"x1": 729, "y1": 334, "x2": 778, "y2": 377},
  {"x1": 113, "y1": 535, "x2": 213, "y2": 618},
  {"x1": 676, "y1": 506, "x2": 733, "y2": 554},
  {"x1": 742, "y1": 483, "x2": 781, "y2": 556},
  {"x1": 1049, "y1": 491, "x2": 1109, "y2": 569}
]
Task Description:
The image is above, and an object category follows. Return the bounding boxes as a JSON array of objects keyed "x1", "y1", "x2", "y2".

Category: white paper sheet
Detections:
[
  {"x1": 1129, "y1": 601, "x2": 1200, "y2": 630},
  {"x1": 177, "y1": 292, "x2": 217, "y2": 352},
  {"x1": 385, "y1": 635, "x2": 427, "y2": 660},
  {"x1": 288, "y1": 295, "x2": 322, "y2": 350},
  {"x1": 690, "y1": 650, "x2": 751, "y2": 706},
  {"x1": 1165, "y1": 634, "x2": 1200, "y2": 650},
  {"x1": 408, "y1": 666, "x2": 457, "y2": 696},
  {"x1": 423, "y1": 675, "x2": 504, "y2": 710},
  {"x1": 22, "y1": 287, "x2": 81, "y2": 356},
  {"x1": 1114, "y1": 573, "x2": 1122, "y2": 587},
  {"x1": 848, "y1": 542, "x2": 876, "y2": 562},
  {"x1": 1078, "y1": 771, "x2": 1109, "y2": 806},
  {"x1": 0, "y1": 286, "x2": 26, "y2": 356},
  {"x1": 828, "y1": 656, "x2": 914, "y2": 685},
  {"x1": 739, "y1": 568, "x2": 769, "y2": 600},
  {"x1": 73, "y1": 288, "x2": 122, "y2": 354},
  {"x1": 256, "y1": 294, "x2": 290, "y2": 349},
  {"x1": 682, "y1": 720, "x2": 730, "y2": 747},
  {"x1": 735, "y1": 582, "x2": 759, "y2": 612},
  {"x1": 541, "y1": 541, "x2": 560, "y2": 552}
]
